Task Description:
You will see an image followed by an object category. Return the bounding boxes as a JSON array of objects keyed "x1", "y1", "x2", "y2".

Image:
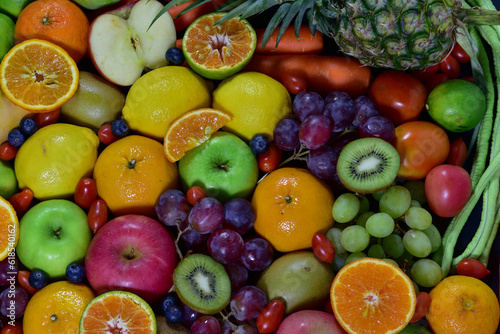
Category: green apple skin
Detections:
[
  {"x1": 178, "y1": 131, "x2": 259, "y2": 203},
  {"x1": 0, "y1": 0, "x2": 34, "y2": 18},
  {"x1": 16, "y1": 199, "x2": 92, "y2": 278},
  {"x1": 72, "y1": 0, "x2": 121, "y2": 10},
  {"x1": 0, "y1": 160, "x2": 17, "y2": 200},
  {"x1": 0, "y1": 12, "x2": 14, "y2": 61}
]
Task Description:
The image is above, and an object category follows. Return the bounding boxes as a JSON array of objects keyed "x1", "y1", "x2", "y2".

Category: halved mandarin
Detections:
[
  {"x1": 330, "y1": 257, "x2": 416, "y2": 334},
  {"x1": 164, "y1": 107, "x2": 232, "y2": 163},
  {"x1": 0, "y1": 39, "x2": 79, "y2": 112},
  {"x1": 0, "y1": 196, "x2": 18, "y2": 261}
]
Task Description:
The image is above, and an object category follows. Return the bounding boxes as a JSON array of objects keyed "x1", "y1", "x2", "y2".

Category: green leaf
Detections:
[
  {"x1": 147, "y1": 0, "x2": 191, "y2": 31},
  {"x1": 261, "y1": 3, "x2": 293, "y2": 48},
  {"x1": 274, "y1": 1, "x2": 304, "y2": 47}
]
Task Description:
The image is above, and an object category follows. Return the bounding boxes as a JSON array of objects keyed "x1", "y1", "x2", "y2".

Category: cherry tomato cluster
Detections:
[{"x1": 74, "y1": 178, "x2": 108, "y2": 234}]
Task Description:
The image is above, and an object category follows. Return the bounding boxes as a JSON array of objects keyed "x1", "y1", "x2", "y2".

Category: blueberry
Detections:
[
  {"x1": 111, "y1": 119, "x2": 129, "y2": 138},
  {"x1": 19, "y1": 118, "x2": 38, "y2": 137},
  {"x1": 29, "y1": 269, "x2": 48, "y2": 289},
  {"x1": 7, "y1": 129, "x2": 25, "y2": 147},
  {"x1": 161, "y1": 294, "x2": 179, "y2": 313},
  {"x1": 165, "y1": 47, "x2": 185, "y2": 66},
  {"x1": 164, "y1": 305, "x2": 183, "y2": 323},
  {"x1": 66, "y1": 263, "x2": 86, "y2": 283},
  {"x1": 249, "y1": 134, "x2": 270, "y2": 155}
]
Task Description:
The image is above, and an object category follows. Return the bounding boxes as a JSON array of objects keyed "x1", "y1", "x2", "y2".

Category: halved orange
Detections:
[
  {"x1": 79, "y1": 290, "x2": 156, "y2": 334},
  {"x1": 0, "y1": 196, "x2": 19, "y2": 261},
  {"x1": 330, "y1": 257, "x2": 416, "y2": 334},
  {"x1": 182, "y1": 12, "x2": 257, "y2": 80},
  {"x1": 164, "y1": 107, "x2": 232, "y2": 163},
  {"x1": 0, "y1": 39, "x2": 79, "y2": 112}
]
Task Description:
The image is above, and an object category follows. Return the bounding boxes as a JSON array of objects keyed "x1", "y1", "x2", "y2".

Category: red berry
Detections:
[
  {"x1": 98, "y1": 124, "x2": 119, "y2": 145},
  {"x1": 0, "y1": 142, "x2": 18, "y2": 161}
]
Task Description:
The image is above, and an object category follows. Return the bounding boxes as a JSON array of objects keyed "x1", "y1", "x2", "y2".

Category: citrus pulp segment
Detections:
[{"x1": 0, "y1": 196, "x2": 18, "y2": 261}]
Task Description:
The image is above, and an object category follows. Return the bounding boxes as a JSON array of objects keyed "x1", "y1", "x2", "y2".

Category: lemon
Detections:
[
  {"x1": 122, "y1": 66, "x2": 212, "y2": 141},
  {"x1": 14, "y1": 123, "x2": 99, "y2": 200},
  {"x1": 212, "y1": 71, "x2": 292, "y2": 142}
]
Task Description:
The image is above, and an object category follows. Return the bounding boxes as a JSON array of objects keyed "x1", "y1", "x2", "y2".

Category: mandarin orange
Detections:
[{"x1": 0, "y1": 196, "x2": 18, "y2": 261}]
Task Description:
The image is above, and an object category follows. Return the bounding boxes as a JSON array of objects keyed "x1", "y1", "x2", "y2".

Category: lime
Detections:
[
  {"x1": 182, "y1": 13, "x2": 257, "y2": 80},
  {"x1": 0, "y1": 12, "x2": 14, "y2": 60},
  {"x1": 0, "y1": 160, "x2": 17, "y2": 200},
  {"x1": 426, "y1": 79, "x2": 486, "y2": 133},
  {"x1": 213, "y1": 71, "x2": 292, "y2": 141},
  {"x1": 0, "y1": 0, "x2": 35, "y2": 18}
]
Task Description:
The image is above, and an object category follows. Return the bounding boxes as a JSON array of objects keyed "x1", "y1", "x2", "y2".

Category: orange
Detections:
[
  {"x1": 14, "y1": 0, "x2": 89, "y2": 63},
  {"x1": 426, "y1": 275, "x2": 500, "y2": 334},
  {"x1": 80, "y1": 290, "x2": 156, "y2": 333},
  {"x1": 23, "y1": 281, "x2": 96, "y2": 334},
  {"x1": 251, "y1": 167, "x2": 335, "y2": 252},
  {"x1": 330, "y1": 257, "x2": 416, "y2": 334},
  {"x1": 164, "y1": 108, "x2": 232, "y2": 163},
  {"x1": 0, "y1": 196, "x2": 18, "y2": 261},
  {"x1": 93, "y1": 135, "x2": 179, "y2": 217},
  {"x1": 0, "y1": 39, "x2": 79, "y2": 112}
]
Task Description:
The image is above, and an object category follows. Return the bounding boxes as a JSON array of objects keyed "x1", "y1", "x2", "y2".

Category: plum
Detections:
[{"x1": 276, "y1": 310, "x2": 347, "y2": 334}]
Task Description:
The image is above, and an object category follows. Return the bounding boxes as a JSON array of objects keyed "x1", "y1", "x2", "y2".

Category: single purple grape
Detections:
[
  {"x1": 230, "y1": 286, "x2": 268, "y2": 321},
  {"x1": 155, "y1": 189, "x2": 191, "y2": 230},
  {"x1": 179, "y1": 228, "x2": 210, "y2": 253},
  {"x1": 190, "y1": 315, "x2": 221, "y2": 334},
  {"x1": 0, "y1": 257, "x2": 17, "y2": 287},
  {"x1": 331, "y1": 131, "x2": 359, "y2": 156},
  {"x1": 223, "y1": 199, "x2": 255, "y2": 236},
  {"x1": 352, "y1": 95, "x2": 380, "y2": 127},
  {"x1": 324, "y1": 90, "x2": 351, "y2": 104},
  {"x1": 323, "y1": 96, "x2": 355, "y2": 132},
  {"x1": 358, "y1": 115, "x2": 396, "y2": 143},
  {"x1": 0, "y1": 286, "x2": 29, "y2": 319},
  {"x1": 273, "y1": 118, "x2": 301, "y2": 151},
  {"x1": 208, "y1": 228, "x2": 244, "y2": 264},
  {"x1": 240, "y1": 238, "x2": 273, "y2": 271},
  {"x1": 292, "y1": 91, "x2": 325, "y2": 122},
  {"x1": 224, "y1": 263, "x2": 248, "y2": 293},
  {"x1": 307, "y1": 146, "x2": 340, "y2": 179},
  {"x1": 299, "y1": 114, "x2": 332, "y2": 150},
  {"x1": 189, "y1": 197, "x2": 224, "y2": 234},
  {"x1": 181, "y1": 302, "x2": 200, "y2": 328}
]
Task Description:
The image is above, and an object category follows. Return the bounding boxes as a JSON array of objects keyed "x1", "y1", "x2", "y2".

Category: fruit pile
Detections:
[{"x1": 0, "y1": 0, "x2": 500, "y2": 333}]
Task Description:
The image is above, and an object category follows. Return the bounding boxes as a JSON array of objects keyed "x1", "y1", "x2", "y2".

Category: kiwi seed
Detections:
[
  {"x1": 173, "y1": 253, "x2": 231, "y2": 314},
  {"x1": 336, "y1": 137, "x2": 400, "y2": 194}
]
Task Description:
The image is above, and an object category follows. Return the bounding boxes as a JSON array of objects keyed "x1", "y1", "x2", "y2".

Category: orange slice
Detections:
[
  {"x1": 330, "y1": 257, "x2": 416, "y2": 334},
  {"x1": 0, "y1": 196, "x2": 19, "y2": 261},
  {"x1": 79, "y1": 290, "x2": 156, "y2": 334},
  {"x1": 164, "y1": 107, "x2": 232, "y2": 163},
  {"x1": 0, "y1": 39, "x2": 79, "y2": 112},
  {"x1": 182, "y1": 12, "x2": 257, "y2": 80}
]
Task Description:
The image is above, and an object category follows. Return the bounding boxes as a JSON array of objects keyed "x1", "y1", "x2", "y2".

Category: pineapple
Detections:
[{"x1": 155, "y1": 0, "x2": 500, "y2": 70}]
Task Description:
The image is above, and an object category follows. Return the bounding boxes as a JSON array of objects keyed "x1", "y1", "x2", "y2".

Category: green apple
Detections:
[
  {"x1": 0, "y1": 0, "x2": 34, "y2": 18},
  {"x1": 0, "y1": 12, "x2": 14, "y2": 61},
  {"x1": 0, "y1": 160, "x2": 17, "y2": 200},
  {"x1": 71, "y1": 0, "x2": 120, "y2": 10},
  {"x1": 178, "y1": 131, "x2": 259, "y2": 203},
  {"x1": 16, "y1": 199, "x2": 92, "y2": 278}
]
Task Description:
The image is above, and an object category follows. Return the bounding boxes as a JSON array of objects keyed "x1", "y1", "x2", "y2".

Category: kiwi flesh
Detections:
[
  {"x1": 336, "y1": 137, "x2": 400, "y2": 194},
  {"x1": 173, "y1": 253, "x2": 231, "y2": 314}
]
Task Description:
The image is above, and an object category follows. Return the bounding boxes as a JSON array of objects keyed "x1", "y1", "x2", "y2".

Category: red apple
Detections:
[
  {"x1": 276, "y1": 310, "x2": 347, "y2": 334},
  {"x1": 85, "y1": 214, "x2": 178, "y2": 304}
]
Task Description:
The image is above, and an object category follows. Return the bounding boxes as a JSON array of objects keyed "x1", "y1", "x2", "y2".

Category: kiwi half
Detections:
[
  {"x1": 336, "y1": 137, "x2": 400, "y2": 194},
  {"x1": 173, "y1": 253, "x2": 231, "y2": 314}
]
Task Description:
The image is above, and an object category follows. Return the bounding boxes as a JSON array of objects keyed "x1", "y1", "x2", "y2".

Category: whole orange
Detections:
[
  {"x1": 425, "y1": 275, "x2": 500, "y2": 334},
  {"x1": 14, "y1": 0, "x2": 89, "y2": 63},
  {"x1": 251, "y1": 167, "x2": 335, "y2": 252},
  {"x1": 93, "y1": 135, "x2": 179, "y2": 217},
  {"x1": 23, "y1": 281, "x2": 95, "y2": 334}
]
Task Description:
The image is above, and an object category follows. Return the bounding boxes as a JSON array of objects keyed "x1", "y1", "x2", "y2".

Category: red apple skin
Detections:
[
  {"x1": 85, "y1": 214, "x2": 178, "y2": 304},
  {"x1": 276, "y1": 310, "x2": 348, "y2": 334},
  {"x1": 424, "y1": 164, "x2": 472, "y2": 217}
]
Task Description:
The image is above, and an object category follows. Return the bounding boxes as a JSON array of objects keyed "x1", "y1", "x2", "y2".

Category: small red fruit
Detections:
[
  {"x1": 0, "y1": 142, "x2": 18, "y2": 161},
  {"x1": 312, "y1": 232, "x2": 335, "y2": 263},
  {"x1": 88, "y1": 199, "x2": 108, "y2": 234},
  {"x1": 257, "y1": 299, "x2": 285, "y2": 334},
  {"x1": 74, "y1": 178, "x2": 98, "y2": 209},
  {"x1": 187, "y1": 186, "x2": 206, "y2": 206},
  {"x1": 457, "y1": 258, "x2": 490, "y2": 279}
]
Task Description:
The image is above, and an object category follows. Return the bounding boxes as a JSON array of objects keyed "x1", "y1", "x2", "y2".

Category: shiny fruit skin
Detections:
[
  {"x1": 74, "y1": 178, "x2": 97, "y2": 209},
  {"x1": 446, "y1": 137, "x2": 467, "y2": 166},
  {"x1": 312, "y1": 232, "x2": 335, "y2": 263},
  {"x1": 410, "y1": 292, "x2": 431, "y2": 323},
  {"x1": 257, "y1": 299, "x2": 285, "y2": 334},
  {"x1": 87, "y1": 199, "x2": 108, "y2": 234},
  {"x1": 456, "y1": 259, "x2": 490, "y2": 279},
  {"x1": 258, "y1": 142, "x2": 282, "y2": 173}
]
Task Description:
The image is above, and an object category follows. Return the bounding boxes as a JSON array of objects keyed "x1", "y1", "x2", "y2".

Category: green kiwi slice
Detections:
[
  {"x1": 173, "y1": 253, "x2": 231, "y2": 314},
  {"x1": 336, "y1": 137, "x2": 400, "y2": 194}
]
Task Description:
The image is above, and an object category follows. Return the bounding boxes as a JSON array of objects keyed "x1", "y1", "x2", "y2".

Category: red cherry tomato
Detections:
[
  {"x1": 9, "y1": 189, "x2": 34, "y2": 217},
  {"x1": 34, "y1": 108, "x2": 60, "y2": 128},
  {"x1": 0, "y1": 142, "x2": 18, "y2": 161},
  {"x1": 425, "y1": 73, "x2": 449, "y2": 93},
  {"x1": 88, "y1": 199, "x2": 108, "y2": 234},
  {"x1": 446, "y1": 137, "x2": 467, "y2": 166},
  {"x1": 410, "y1": 291, "x2": 431, "y2": 323},
  {"x1": 368, "y1": 70, "x2": 427, "y2": 125},
  {"x1": 98, "y1": 124, "x2": 118, "y2": 145},
  {"x1": 451, "y1": 43, "x2": 470, "y2": 63},
  {"x1": 409, "y1": 63, "x2": 440, "y2": 82},
  {"x1": 258, "y1": 142, "x2": 282, "y2": 173},
  {"x1": 187, "y1": 186, "x2": 206, "y2": 206},
  {"x1": 394, "y1": 121, "x2": 450, "y2": 180},
  {"x1": 17, "y1": 270, "x2": 39, "y2": 295},
  {"x1": 74, "y1": 178, "x2": 98, "y2": 209},
  {"x1": 439, "y1": 54, "x2": 461, "y2": 79},
  {"x1": 0, "y1": 323, "x2": 23, "y2": 334},
  {"x1": 457, "y1": 258, "x2": 490, "y2": 279},
  {"x1": 312, "y1": 232, "x2": 335, "y2": 263},
  {"x1": 281, "y1": 73, "x2": 307, "y2": 95},
  {"x1": 256, "y1": 299, "x2": 285, "y2": 334},
  {"x1": 425, "y1": 164, "x2": 472, "y2": 217}
]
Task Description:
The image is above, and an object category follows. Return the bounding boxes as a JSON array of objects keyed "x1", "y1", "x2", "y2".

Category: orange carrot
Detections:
[
  {"x1": 255, "y1": 26, "x2": 324, "y2": 55},
  {"x1": 243, "y1": 54, "x2": 371, "y2": 97},
  {"x1": 167, "y1": 0, "x2": 228, "y2": 32}
]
